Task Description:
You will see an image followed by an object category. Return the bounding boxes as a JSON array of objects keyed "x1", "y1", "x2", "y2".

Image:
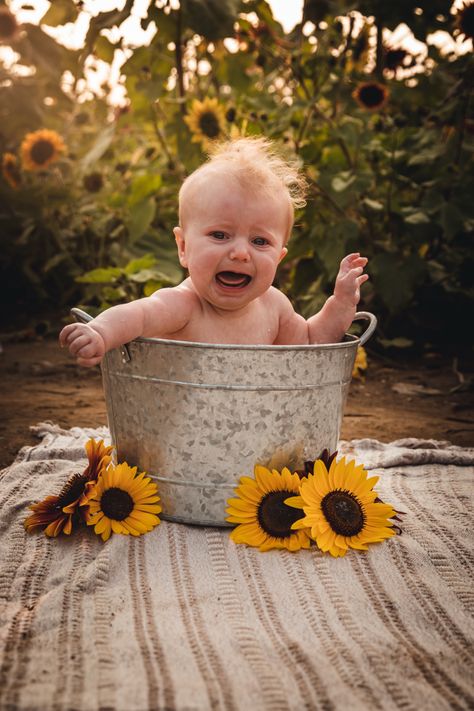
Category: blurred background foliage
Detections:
[{"x1": 0, "y1": 0, "x2": 473, "y2": 350}]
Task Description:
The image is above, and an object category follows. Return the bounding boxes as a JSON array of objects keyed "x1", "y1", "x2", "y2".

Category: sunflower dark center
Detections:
[
  {"x1": 199, "y1": 111, "x2": 221, "y2": 138},
  {"x1": 257, "y1": 490, "x2": 302, "y2": 539},
  {"x1": 321, "y1": 490, "x2": 365, "y2": 537},
  {"x1": 358, "y1": 84, "x2": 385, "y2": 108},
  {"x1": 83, "y1": 172, "x2": 104, "y2": 192},
  {"x1": 101, "y1": 488, "x2": 134, "y2": 520},
  {"x1": 30, "y1": 139, "x2": 55, "y2": 165},
  {"x1": 58, "y1": 473, "x2": 88, "y2": 507}
]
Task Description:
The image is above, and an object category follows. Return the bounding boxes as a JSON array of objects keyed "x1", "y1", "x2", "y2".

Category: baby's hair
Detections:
[
  {"x1": 178, "y1": 137, "x2": 308, "y2": 235},
  {"x1": 205, "y1": 137, "x2": 308, "y2": 210}
]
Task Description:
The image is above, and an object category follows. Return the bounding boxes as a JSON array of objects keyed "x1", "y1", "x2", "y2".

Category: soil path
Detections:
[{"x1": 1, "y1": 337, "x2": 472, "y2": 470}]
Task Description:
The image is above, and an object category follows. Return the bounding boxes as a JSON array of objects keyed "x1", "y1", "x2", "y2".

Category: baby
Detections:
[{"x1": 60, "y1": 137, "x2": 368, "y2": 366}]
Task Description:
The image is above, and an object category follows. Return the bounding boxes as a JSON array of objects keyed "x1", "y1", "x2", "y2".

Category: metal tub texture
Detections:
[{"x1": 73, "y1": 310, "x2": 376, "y2": 527}]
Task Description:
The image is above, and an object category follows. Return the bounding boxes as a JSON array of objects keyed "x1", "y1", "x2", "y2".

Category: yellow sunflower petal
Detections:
[
  {"x1": 128, "y1": 511, "x2": 160, "y2": 527},
  {"x1": 62, "y1": 516, "x2": 73, "y2": 535},
  {"x1": 254, "y1": 464, "x2": 274, "y2": 492},
  {"x1": 133, "y1": 494, "x2": 160, "y2": 504},
  {"x1": 235, "y1": 485, "x2": 262, "y2": 503},
  {"x1": 94, "y1": 516, "x2": 110, "y2": 535},
  {"x1": 44, "y1": 517, "x2": 65, "y2": 537},
  {"x1": 111, "y1": 519, "x2": 128, "y2": 535},
  {"x1": 99, "y1": 521, "x2": 112, "y2": 542},
  {"x1": 284, "y1": 495, "x2": 304, "y2": 509},
  {"x1": 120, "y1": 519, "x2": 143, "y2": 536},
  {"x1": 291, "y1": 516, "x2": 311, "y2": 530}
]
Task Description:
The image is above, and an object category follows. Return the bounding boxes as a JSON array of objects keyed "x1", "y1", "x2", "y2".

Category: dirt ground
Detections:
[{"x1": 0, "y1": 336, "x2": 473, "y2": 470}]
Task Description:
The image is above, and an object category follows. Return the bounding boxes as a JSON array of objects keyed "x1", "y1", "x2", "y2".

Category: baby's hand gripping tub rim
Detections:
[{"x1": 69, "y1": 308, "x2": 377, "y2": 357}]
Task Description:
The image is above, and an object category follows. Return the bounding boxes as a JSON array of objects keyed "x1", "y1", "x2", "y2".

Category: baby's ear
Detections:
[
  {"x1": 173, "y1": 226, "x2": 187, "y2": 268},
  {"x1": 278, "y1": 246, "x2": 288, "y2": 263}
]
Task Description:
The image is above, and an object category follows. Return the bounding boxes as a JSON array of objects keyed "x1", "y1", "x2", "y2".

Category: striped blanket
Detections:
[{"x1": 1, "y1": 423, "x2": 473, "y2": 711}]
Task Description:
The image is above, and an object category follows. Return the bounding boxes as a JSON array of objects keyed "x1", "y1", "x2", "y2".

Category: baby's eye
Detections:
[
  {"x1": 210, "y1": 231, "x2": 226, "y2": 240},
  {"x1": 252, "y1": 236, "x2": 269, "y2": 246}
]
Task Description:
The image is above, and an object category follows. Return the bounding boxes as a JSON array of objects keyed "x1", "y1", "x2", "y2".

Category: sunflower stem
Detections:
[{"x1": 175, "y1": 6, "x2": 186, "y2": 113}]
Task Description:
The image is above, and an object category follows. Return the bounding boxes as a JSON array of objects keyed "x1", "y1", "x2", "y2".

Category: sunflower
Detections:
[
  {"x1": 2, "y1": 152, "x2": 21, "y2": 189},
  {"x1": 456, "y1": 3, "x2": 474, "y2": 41},
  {"x1": 352, "y1": 345, "x2": 367, "y2": 380},
  {"x1": 20, "y1": 129, "x2": 66, "y2": 171},
  {"x1": 226, "y1": 465, "x2": 312, "y2": 552},
  {"x1": 285, "y1": 457, "x2": 398, "y2": 557},
  {"x1": 84, "y1": 462, "x2": 161, "y2": 542},
  {"x1": 184, "y1": 98, "x2": 227, "y2": 149},
  {"x1": 0, "y1": 6, "x2": 20, "y2": 44},
  {"x1": 24, "y1": 439, "x2": 113, "y2": 537},
  {"x1": 352, "y1": 82, "x2": 389, "y2": 112},
  {"x1": 83, "y1": 172, "x2": 104, "y2": 193}
]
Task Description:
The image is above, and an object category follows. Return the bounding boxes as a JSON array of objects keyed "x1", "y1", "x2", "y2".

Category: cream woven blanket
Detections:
[{"x1": 1, "y1": 423, "x2": 473, "y2": 711}]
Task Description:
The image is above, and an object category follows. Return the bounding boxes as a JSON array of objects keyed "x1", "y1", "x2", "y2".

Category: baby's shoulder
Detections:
[
  {"x1": 150, "y1": 278, "x2": 199, "y2": 307},
  {"x1": 261, "y1": 286, "x2": 295, "y2": 314}
]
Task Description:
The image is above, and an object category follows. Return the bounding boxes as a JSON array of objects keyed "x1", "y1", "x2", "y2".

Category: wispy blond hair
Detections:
[{"x1": 178, "y1": 137, "x2": 308, "y2": 240}]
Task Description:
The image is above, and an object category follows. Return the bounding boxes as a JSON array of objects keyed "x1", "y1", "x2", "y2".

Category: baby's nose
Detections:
[{"x1": 229, "y1": 239, "x2": 250, "y2": 261}]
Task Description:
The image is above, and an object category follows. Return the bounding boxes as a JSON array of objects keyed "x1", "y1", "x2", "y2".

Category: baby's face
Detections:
[{"x1": 174, "y1": 174, "x2": 290, "y2": 312}]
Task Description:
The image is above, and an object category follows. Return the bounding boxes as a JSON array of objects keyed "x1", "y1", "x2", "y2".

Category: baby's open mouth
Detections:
[{"x1": 215, "y1": 271, "x2": 252, "y2": 288}]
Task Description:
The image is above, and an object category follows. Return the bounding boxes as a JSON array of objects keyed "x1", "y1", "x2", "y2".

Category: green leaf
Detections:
[
  {"x1": 371, "y1": 253, "x2": 426, "y2": 312},
  {"x1": 363, "y1": 198, "x2": 384, "y2": 211},
  {"x1": 439, "y1": 202, "x2": 464, "y2": 240},
  {"x1": 128, "y1": 268, "x2": 164, "y2": 283},
  {"x1": 76, "y1": 267, "x2": 123, "y2": 284},
  {"x1": 332, "y1": 172, "x2": 356, "y2": 192},
  {"x1": 126, "y1": 197, "x2": 156, "y2": 241},
  {"x1": 143, "y1": 281, "x2": 162, "y2": 297},
  {"x1": 407, "y1": 145, "x2": 444, "y2": 166},
  {"x1": 82, "y1": 0, "x2": 134, "y2": 59},
  {"x1": 102, "y1": 286, "x2": 127, "y2": 301},
  {"x1": 128, "y1": 174, "x2": 162, "y2": 208},
  {"x1": 181, "y1": 0, "x2": 240, "y2": 40},
  {"x1": 41, "y1": 0, "x2": 78, "y2": 26},
  {"x1": 124, "y1": 254, "x2": 157, "y2": 275},
  {"x1": 94, "y1": 35, "x2": 116, "y2": 64},
  {"x1": 124, "y1": 254, "x2": 156, "y2": 275},
  {"x1": 404, "y1": 211, "x2": 430, "y2": 225}
]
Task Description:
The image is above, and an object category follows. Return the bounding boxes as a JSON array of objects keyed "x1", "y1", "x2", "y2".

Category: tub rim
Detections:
[{"x1": 70, "y1": 308, "x2": 377, "y2": 356}]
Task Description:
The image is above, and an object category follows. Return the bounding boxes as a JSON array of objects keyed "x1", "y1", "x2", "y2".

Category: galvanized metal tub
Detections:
[{"x1": 72, "y1": 309, "x2": 376, "y2": 527}]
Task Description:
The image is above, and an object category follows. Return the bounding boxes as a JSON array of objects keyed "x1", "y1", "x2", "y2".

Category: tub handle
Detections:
[
  {"x1": 351, "y1": 311, "x2": 377, "y2": 346},
  {"x1": 70, "y1": 308, "x2": 131, "y2": 363}
]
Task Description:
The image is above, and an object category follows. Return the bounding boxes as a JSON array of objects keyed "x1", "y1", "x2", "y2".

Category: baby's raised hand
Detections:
[
  {"x1": 333, "y1": 253, "x2": 369, "y2": 306},
  {"x1": 59, "y1": 323, "x2": 106, "y2": 367}
]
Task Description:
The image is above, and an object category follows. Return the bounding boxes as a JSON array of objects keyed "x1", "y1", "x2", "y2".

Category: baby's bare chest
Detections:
[{"x1": 168, "y1": 304, "x2": 280, "y2": 345}]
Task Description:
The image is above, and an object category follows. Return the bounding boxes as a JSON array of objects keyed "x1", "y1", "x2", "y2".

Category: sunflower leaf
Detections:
[
  {"x1": 181, "y1": 0, "x2": 240, "y2": 40},
  {"x1": 41, "y1": 0, "x2": 78, "y2": 27},
  {"x1": 126, "y1": 197, "x2": 156, "y2": 242}
]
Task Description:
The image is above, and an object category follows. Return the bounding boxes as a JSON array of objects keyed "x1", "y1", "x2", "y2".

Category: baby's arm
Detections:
[
  {"x1": 308, "y1": 253, "x2": 368, "y2": 344},
  {"x1": 59, "y1": 286, "x2": 194, "y2": 367}
]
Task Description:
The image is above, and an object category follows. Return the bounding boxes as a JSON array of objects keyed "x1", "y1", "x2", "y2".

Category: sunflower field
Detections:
[{"x1": 1, "y1": 0, "x2": 473, "y2": 348}]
